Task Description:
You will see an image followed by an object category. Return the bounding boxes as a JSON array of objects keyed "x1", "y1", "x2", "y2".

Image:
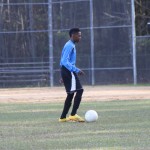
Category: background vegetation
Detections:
[{"x1": 0, "y1": 0, "x2": 150, "y2": 87}]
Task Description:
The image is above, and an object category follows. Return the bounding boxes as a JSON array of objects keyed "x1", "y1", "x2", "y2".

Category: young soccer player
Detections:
[{"x1": 59, "y1": 28, "x2": 85, "y2": 122}]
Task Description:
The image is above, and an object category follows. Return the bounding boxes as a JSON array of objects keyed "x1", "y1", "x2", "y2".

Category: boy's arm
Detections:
[{"x1": 61, "y1": 47, "x2": 80, "y2": 73}]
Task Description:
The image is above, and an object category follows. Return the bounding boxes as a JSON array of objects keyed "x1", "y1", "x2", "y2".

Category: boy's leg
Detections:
[
  {"x1": 60, "y1": 93, "x2": 74, "y2": 119},
  {"x1": 71, "y1": 89, "x2": 84, "y2": 116}
]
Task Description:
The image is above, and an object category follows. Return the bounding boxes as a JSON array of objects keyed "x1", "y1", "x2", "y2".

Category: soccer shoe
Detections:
[
  {"x1": 68, "y1": 114, "x2": 85, "y2": 122},
  {"x1": 59, "y1": 118, "x2": 69, "y2": 122}
]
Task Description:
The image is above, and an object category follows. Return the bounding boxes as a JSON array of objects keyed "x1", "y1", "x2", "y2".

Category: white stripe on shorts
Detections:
[{"x1": 70, "y1": 72, "x2": 76, "y2": 91}]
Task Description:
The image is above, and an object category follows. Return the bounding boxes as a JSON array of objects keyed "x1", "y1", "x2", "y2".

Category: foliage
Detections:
[
  {"x1": 135, "y1": 0, "x2": 150, "y2": 35},
  {"x1": 0, "y1": 0, "x2": 150, "y2": 86}
]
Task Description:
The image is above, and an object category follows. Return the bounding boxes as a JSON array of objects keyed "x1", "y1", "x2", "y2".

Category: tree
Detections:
[{"x1": 135, "y1": 0, "x2": 150, "y2": 35}]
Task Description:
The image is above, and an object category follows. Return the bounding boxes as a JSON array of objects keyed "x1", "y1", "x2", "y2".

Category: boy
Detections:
[{"x1": 59, "y1": 28, "x2": 85, "y2": 122}]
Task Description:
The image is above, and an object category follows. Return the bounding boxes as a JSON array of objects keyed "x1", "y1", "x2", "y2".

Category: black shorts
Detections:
[{"x1": 61, "y1": 66, "x2": 83, "y2": 93}]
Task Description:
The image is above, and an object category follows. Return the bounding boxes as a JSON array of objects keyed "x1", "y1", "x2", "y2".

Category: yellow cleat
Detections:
[
  {"x1": 59, "y1": 118, "x2": 69, "y2": 122},
  {"x1": 68, "y1": 114, "x2": 85, "y2": 122}
]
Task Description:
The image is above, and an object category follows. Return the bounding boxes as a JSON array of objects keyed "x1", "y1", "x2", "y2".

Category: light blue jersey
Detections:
[{"x1": 60, "y1": 40, "x2": 80, "y2": 73}]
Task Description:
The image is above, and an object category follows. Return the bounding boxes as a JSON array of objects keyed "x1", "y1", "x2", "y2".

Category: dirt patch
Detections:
[{"x1": 0, "y1": 86, "x2": 150, "y2": 103}]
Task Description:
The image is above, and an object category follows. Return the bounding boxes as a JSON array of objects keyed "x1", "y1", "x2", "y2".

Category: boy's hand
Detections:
[
  {"x1": 59, "y1": 78, "x2": 63, "y2": 84},
  {"x1": 78, "y1": 70, "x2": 85, "y2": 76}
]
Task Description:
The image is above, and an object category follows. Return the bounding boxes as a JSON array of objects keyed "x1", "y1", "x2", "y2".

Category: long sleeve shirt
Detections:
[{"x1": 60, "y1": 40, "x2": 80, "y2": 73}]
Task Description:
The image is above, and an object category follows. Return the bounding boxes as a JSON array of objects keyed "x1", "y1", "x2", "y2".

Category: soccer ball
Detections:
[{"x1": 85, "y1": 110, "x2": 98, "y2": 122}]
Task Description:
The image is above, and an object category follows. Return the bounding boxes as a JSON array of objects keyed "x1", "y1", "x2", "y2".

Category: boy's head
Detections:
[{"x1": 69, "y1": 28, "x2": 81, "y2": 43}]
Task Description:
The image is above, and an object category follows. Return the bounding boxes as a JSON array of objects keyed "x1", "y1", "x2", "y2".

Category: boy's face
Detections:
[{"x1": 72, "y1": 32, "x2": 81, "y2": 43}]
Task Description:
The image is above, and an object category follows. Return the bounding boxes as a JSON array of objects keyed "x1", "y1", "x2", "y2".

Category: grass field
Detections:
[{"x1": 0, "y1": 100, "x2": 150, "y2": 150}]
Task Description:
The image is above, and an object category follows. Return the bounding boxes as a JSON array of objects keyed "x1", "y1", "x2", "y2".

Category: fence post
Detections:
[
  {"x1": 131, "y1": 0, "x2": 137, "y2": 85},
  {"x1": 90, "y1": 0, "x2": 95, "y2": 85},
  {"x1": 48, "y1": 0, "x2": 54, "y2": 87}
]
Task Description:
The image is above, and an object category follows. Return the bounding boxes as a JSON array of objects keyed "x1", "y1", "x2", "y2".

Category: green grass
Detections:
[{"x1": 0, "y1": 100, "x2": 150, "y2": 150}]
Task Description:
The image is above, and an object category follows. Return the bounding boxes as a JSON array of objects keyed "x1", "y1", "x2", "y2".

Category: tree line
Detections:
[{"x1": 0, "y1": 0, "x2": 149, "y2": 62}]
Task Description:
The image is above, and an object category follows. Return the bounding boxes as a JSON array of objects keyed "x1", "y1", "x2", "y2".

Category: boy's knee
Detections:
[
  {"x1": 76, "y1": 89, "x2": 84, "y2": 96},
  {"x1": 80, "y1": 89, "x2": 84, "y2": 94}
]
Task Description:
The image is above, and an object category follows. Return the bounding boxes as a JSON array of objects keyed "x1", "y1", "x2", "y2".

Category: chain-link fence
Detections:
[
  {"x1": 0, "y1": 0, "x2": 149, "y2": 88},
  {"x1": 137, "y1": 36, "x2": 150, "y2": 83}
]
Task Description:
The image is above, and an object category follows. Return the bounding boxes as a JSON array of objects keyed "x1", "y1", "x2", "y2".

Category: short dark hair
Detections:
[{"x1": 69, "y1": 28, "x2": 80, "y2": 37}]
